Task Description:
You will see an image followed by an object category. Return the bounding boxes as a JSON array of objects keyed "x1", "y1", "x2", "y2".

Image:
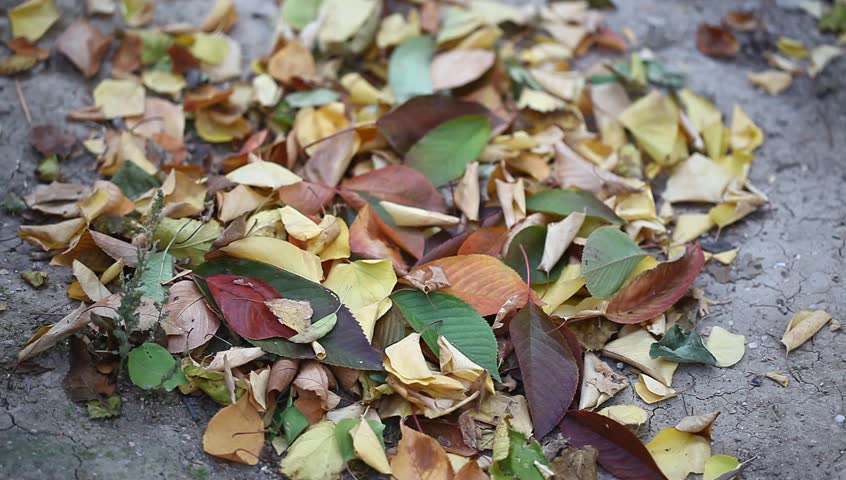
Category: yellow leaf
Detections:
[
  {"x1": 294, "y1": 103, "x2": 349, "y2": 155},
  {"x1": 351, "y1": 418, "x2": 391, "y2": 474},
  {"x1": 142, "y1": 70, "x2": 187, "y2": 98},
  {"x1": 781, "y1": 309, "x2": 831, "y2": 353},
  {"x1": 341, "y1": 73, "x2": 390, "y2": 106},
  {"x1": 634, "y1": 373, "x2": 677, "y2": 404},
  {"x1": 618, "y1": 91, "x2": 679, "y2": 163},
  {"x1": 776, "y1": 36, "x2": 809, "y2": 58},
  {"x1": 311, "y1": 216, "x2": 350, "y2": 261},
  {"x1": 729, "y1": 105, "x2": 763, "y2": 153},
  {"x1": 281, "y1": 421, "x2": 346, "y2": 480},
  {"x1": 376, "y1": 11, "x2": 420, "y2": 49},
  {"x1": 380, "y1": 201, "x2": 460, "y2": 228},
  {"x1": 711, "y1": 249, "x2": 738, "y2": 265},
  {"x1": 202, "y1": 395, "x2": 264, "y2": 465},
  {"x1": 94, "y1": 79, "x2": 145, "y2": 118},
  {"x1": 747, "y1": 69, "x2": 792, "y2": 95},
  {"x1": 324, "y1": 259, "x2": 396, "y2": 311},
  {"x1": 278, "y1": 206, "x2": 323, "y2": 241},
  {"x1": 602, "y1": 328, "x2": 678, "y2": 386},
  {"x1": 672, "y1": 213, "x2": 715, "y2": 245},
  {"x1": 72, "y1": 260, "x2": 110, "y2": 302},
  {"x1": 195, "y1": 108, "x2": 250, "y2": 143},
  {"x1": 121, "y1": 0, "x2": 154, "y2": 27},
  {"x1": 808, "y1": 45, "x2": 842, "y2": 77},
  {"x1": 225, "y1": 160, "x2": 302, "y2": 189},
  {"x1": 703, "y1": 454, "x2": 741, "y2": 480},
  {"x1": 597, "y1": 404, "x2": 649, "y2": 430},
  {"x1": 9, "y1": 0, "x2": 60, "y2": 42},
  {"x1": 265, "y1": 298, "x2": 313, "y2": 333},
  {"x1": 219, "y1": 237, "x2": 323, "y2": 282},
  {"x1": 19, "y1": 218, "x2": 87, "y2": 251},
  {"x1": 517, "y1": 89, "x2": 567, "y2": 112},
  {"x1": 537, "y1": 264, "x2": 584, "y2": 314},
  {"x1": 646, "y1": 428, "x2": 711, "y2": 480},
  {"x1": 663, "y1": 153, "x2": 733, "y2": 204},
  {"x1": 318, "y1": 0, "x2": 380, "y2": 48},
  {"x1": 216, "y1": 185, "x2": 268, "y2": 223},
  {"x1": 705, "y1": 326, "x2": 745, "y2": 367},
  {"x1": 189, "y1": 33, "x2": 230, "y2": 65}
]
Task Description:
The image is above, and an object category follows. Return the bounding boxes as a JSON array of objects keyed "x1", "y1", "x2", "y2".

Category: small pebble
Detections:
[
  {"x1": 748, "y1": 342, "x2": 759, "y2": 349},
  {"x1": 728, "y1": 320, "x2": 734, "y2": 326},
  {"x1": 616, "y1": 362, "x2": 624, "y2": 370},
  {"x1": 750, "y1": 376, "x2": 763, "y2": 387},
  {"x1": 836, "y1": 415, "x2": 845, "y2": 424}
]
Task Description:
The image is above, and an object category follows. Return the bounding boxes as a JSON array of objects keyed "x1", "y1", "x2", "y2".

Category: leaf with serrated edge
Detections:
[
  {"x1": 510, "y1": 302, "x2": 579, "y2": 437},
  {"x1": 392, "y1": 290, "x2": 500, "y2": 381}
]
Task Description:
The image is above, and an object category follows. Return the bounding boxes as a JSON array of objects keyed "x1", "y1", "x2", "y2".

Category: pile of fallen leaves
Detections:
[{"x1": 7, "y1": 0, "x2": 839, "y2": 479}]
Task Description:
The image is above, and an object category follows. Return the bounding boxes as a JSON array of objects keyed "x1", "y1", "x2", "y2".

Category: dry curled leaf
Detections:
[{"x1": 696, "y1": 24, "x2": 739, "y2": 58}]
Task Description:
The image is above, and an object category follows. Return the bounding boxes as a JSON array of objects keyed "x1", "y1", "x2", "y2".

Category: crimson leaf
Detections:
[{"x1": 204, "y1": 273, "x2": 297, "y2": 340}]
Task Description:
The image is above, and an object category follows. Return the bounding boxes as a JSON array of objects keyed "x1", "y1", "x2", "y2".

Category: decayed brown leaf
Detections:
[
  {"x1": 56, "y1": 19, "x2": 112, "y2": 78},
  {"x1": 391, "y1": 423, "x2": 455, "y2": 480},
  {"x1": 163, "y1": 281, "x2": 220, "y2": 353},
  {"x1": 696, "y1": 24, "x2": 739, "y2": 58}
]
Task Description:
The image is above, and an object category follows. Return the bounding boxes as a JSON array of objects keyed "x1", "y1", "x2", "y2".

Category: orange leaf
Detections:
[
  {"x1": 390, "y1": 424, "x2": 455, "y2": 480},
  {"x1": 408, "y1": 255, "x2": 529, "y2": 316},
  {"x1": 202, "y1": 394, "x2": 265, "y2": 465},
  {"x1": 457, "y1": 227, "x2": 508, "y2": 256},
  {"x1": 696, "y1": 24, "x2": 739, "y2": 58}
]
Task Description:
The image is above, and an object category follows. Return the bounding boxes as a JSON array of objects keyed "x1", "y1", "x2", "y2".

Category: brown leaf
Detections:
[
  {"x1": 278, "y1": 181, "x2": 336, "y2": 216},
  {"x1": 29, "y1": 125, "x2": 76, "y2": 158},
  {"x1": 407, "y1": 255, "x2": 529, "y2": 316},
  {"x1": 6, "y1": 37, "x2": 49, "y2": 60},
  {"x1": 203, "y1": 394, "x2": 265, "y2": 465},
  {"x1": 293, "y1": 360, "x2": 340, "y2": 411},
  {"x1": 341, "y1": 165, "x2": 447, "y2": 213},
  {"x1": 163, "y1": 281, "x2": 220, "y2": 353},
  {"x1": 724, "y1": 11, "x2": 757, "y2": 31},
  {"x1": 696, "y1": 24, "x2": 739, "y2": 58},
  {"x1": 268, "y1": 358, "x2": 300, "y2": 394},
  {"x1": 430, "y1": 49, "x2": 496, "y2": 91},
  {"x1": 414, "y1": 418, "x2": 478, "y2": 456},
  {"x1": 89, "y1": 231, "x2": 138, "y2": 267},
  {"x1": 391, "y1": 423, "x2": 455, "y2": 480},
  {"x1": 304, "y1": 129, "x2": 357, "y2": 187},
  {"x1": 455, "y1": 461, "x2": 488, "y2": 480},
  {"x1": 349, "y1": 204, "x2": 414, "y2": 274},
  {"x1": 56, "y1": 18, "x2": 112, "y2": 78},
  {"x1": 267, "y1": 41, "x2": 315, "y2": 84},
  {"x1": 111, "y1": 33, "x2": 141, "y2": 76},
  {"x1": 605, "y1": 244, "x2": 705, "y2": 324},
  {"x1": 65, "y1": 336, "x2": 114, "y2": 402},
  {"x1": 551, "y1": 446, "x2": 598, "y2": 480},
  {"x1": 457, "y1": 227, "x2": 509, "y2": 256},
  {"x1": 377, "y1": 95, "x2": 501, "y2": 153}
]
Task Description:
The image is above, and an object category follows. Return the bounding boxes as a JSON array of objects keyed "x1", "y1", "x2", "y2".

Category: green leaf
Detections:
[
  {"x1": 490, "y1": 428, "x2": 549, "y2": 480},
  {"x1": 285, "y1": 88, "x2": 341, "y2": 108},
  {"x1": 283, "y1": 0, "x2": 324, "y2": 30},
  {"x1": 503, "y1": 225, "x2": 565, "y2": 284},
  {"x1": 0, "y1": 192, "x2": 26, "y2": 215},
  {"x1": 127, "y1": 342, "x2": 187, "y2": 391},
  {"x1": 153, "y1": 217, "x2": 222, "y2": 267},
  {"x1": 820, "y1": 4, "x2": 846, "y2": 34},
  {"x1": 335, "y1": 418, "x2": 386, "y2": 462},
  {"x1": 136, "y1": 251, "x2": 173, "y2": 305},
  {"x1": 392, "y1": 290, "x2": 500, "y2": 382},
  {"x1": 87, "y1": 396, "x2": 121, "y2": 419},
  {"x1": 580, "y1": 226, "x2": 645, "y2": 298},
  {"x1": 525, "y1": 189, "x2": 623, "y2": 225},
  {"x1": 405, "y1": 115, "x2": 491, "y2": 186},
  {"x1": 36, "y1": 155, "x2": 59, "y2": 182},
  {"x1": 389, "y1": 36, "x2": 435, "y2": 103},
  {"x1": 282, "y1": 404, "x2": 310, "y2": 444},
  {"x1": 194, "y1": 258, "x2": 384, "y2": 371},
  {"x1": 646, "y1": 61, "x2": 685, "y2": 89},
  {"x1": 649, "y1": 324, "x2": 717, "y2": 366},
  {"x1": 138, "y1": 30, "x2": 174, "y2": 66},
  {"x1": 111, "y1": 160, "x2": 161, "y2": 199}
]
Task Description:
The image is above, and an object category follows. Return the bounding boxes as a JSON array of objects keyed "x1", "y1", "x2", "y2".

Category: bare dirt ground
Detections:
[{"x1": 0, "y1": 1, "x2": 844, "y2": 479}]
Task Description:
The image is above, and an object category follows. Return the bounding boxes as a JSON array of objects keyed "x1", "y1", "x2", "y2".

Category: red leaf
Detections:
[
  {"x1": 278, "y1": 181, "x2": 336, "y2": 216},
  {"x1": 559, "y1": 323, "x2": 583, "y2": 408},
  {"x1": 696, "y1": 24, "x2": 739, "y2": 58},
  {"x1": 341, "y1": 165, "x2": 447, "y2": 213},
  {"x1": 605, "y1": 244, "x2": 705, "y2": 324},
  {"x1": 510, "y1": 302, "x2": 579, "y2": 437},
  {"x1": 560, "y1": 410, "x2": 668, "y2": 480},
  {"x1": 377, "y1": 95, "x2": 503, "y2": 153},
  {"x1": 204, "y1": 274, "x2": 296, "y2": 340},
  {"x1": 349, "y1": 204, "x2": 411, "y2": 274},
  {"x1": 407, "y1": 255, "x2": 529, "y2": 316}
]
